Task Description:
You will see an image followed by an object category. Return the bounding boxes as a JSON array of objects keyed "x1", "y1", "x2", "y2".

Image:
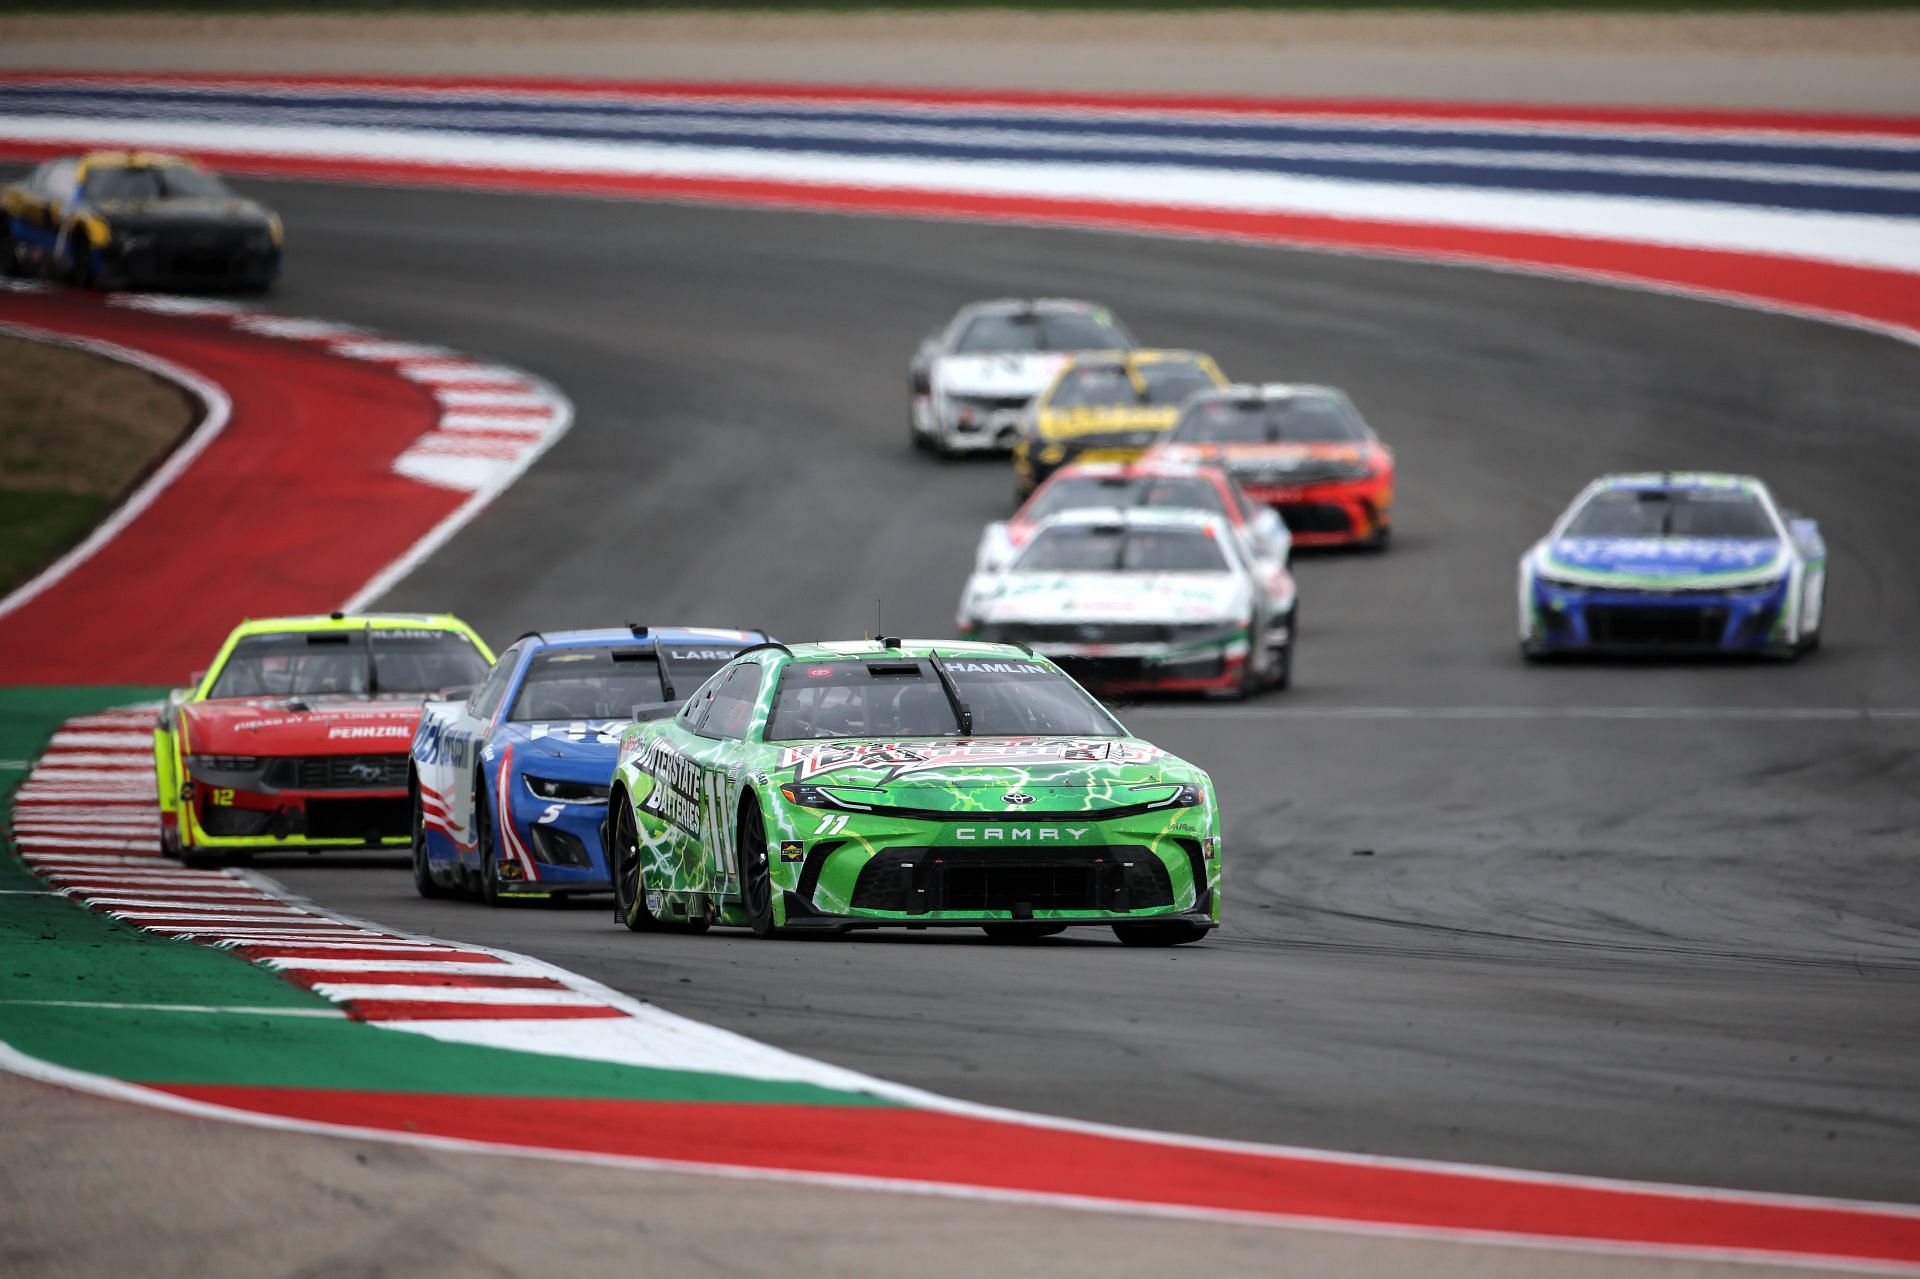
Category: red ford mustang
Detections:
[{"x1": 153, "y1": 612, "x2": 494, "y2": 862}]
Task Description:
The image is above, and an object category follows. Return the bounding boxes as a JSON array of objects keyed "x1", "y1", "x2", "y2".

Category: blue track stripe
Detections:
[
  {"x1": 7, "y1": 91, "x2": 1920, "y2": 218},
  {"x1": 6, "y1": 83, "x2": 1918, "y2": 173}
]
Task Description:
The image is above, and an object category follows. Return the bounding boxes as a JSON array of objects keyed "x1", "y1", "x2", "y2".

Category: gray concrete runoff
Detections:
[
  {"x1": 3, "y1": 22, "x2": 1918, "y2": 1279},
  {"x1": 0, "y1": 12, "x2": 1917, "y2": 111}
]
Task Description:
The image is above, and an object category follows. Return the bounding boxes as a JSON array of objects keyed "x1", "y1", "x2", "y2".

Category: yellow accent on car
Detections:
[{"x1": 1013, "y1": 349, "x2": 1228, "y2": 495}]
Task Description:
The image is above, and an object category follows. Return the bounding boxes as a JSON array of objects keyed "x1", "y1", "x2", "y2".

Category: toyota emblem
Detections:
[{"x1": 1004, "y1": 791, "x2": 1036, "y2": 806}]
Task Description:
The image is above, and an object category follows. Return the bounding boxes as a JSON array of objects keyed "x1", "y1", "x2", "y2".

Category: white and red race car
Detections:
[{"x1": 959, "y1": 507, "x2": 1295, "y2": 699}]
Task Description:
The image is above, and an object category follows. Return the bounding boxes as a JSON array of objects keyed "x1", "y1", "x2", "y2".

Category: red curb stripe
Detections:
[
  {"x1": 149, "y1": 1087, "x2": 1920, "y2": 1269},
  {"x1": 282, "y1": 970, "x2": 565, "y2": 990},
  {"x1": 0, "y1": 289, "x2": 461, "y2": 684},
  {"x1": 344, "y1": 1001, "x2": 630, "y2": 1022},
  {"x1": 232, "y1": 946, "x2": 503, "y2": 963},
  {"x1": 5, "y1": 70, "x2": 1916, "y2": 137}
]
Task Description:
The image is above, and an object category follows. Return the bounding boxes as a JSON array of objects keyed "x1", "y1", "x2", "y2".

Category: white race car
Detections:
[
  {"x1": 908, "y1": 298, "x2": 1134, "y2": 455},
  {"x1": 958, "y1": 507, "x2": 1295, "y2": 699}
]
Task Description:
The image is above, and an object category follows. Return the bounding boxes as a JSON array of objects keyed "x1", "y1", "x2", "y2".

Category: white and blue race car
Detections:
[
  {"x1": 409, "y1": 625, "x2": 772, "y2": 904},
  {"x1": 1519, "y1": 473, "x2": 1825, "y2": 660}
]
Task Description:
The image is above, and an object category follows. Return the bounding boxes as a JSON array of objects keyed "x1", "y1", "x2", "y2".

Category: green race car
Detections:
[{"x1": 607, "y1": 639, "x2": 1221, "y2": 946}]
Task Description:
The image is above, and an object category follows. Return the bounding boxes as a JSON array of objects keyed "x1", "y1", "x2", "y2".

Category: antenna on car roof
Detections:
[
  {"x1": 628, "y1": 622, "x2": 649, "y2": 638},
  {"x1": 878, "y1": 636, "x2": 902, "y2": 649}
]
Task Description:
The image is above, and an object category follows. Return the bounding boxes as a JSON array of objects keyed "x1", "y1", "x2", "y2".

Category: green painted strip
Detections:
[{"x1": 1, "y1": 686, "x2": 896, "y2": 1109}]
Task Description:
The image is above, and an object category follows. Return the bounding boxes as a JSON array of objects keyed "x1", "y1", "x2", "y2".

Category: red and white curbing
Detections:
[
  {"x1": 11, "y1": 710, "x2": 622, "y2": 1024},
  {"x1": 103, "y1": 291, "x2": 570, "y2": 498},
  {"x1": 5, "y1": 710, "x2": 879, "y2": 1087}
]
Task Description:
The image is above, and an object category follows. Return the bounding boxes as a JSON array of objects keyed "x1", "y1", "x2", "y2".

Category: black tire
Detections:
[
  {"x1": 610, "y1": 795, "x2": 662, "y2": 932},
  {"x1": 1112, "y1": 920, "x2": 1212, "y2": 948},
  {"x1": 738, "y1": 794, "x2": 777, "y2": 938},
  {"x1": 475, "y1": 792, "x2": 505, "y2": 907},
  {"x1": 67, "y1": 234, "x2": 96, "y2": 289},
  {"x1": 1366, "y1": 524, "x2": 1393, "y2": 553},
  {"x1": 909, "y1": 406, "x2": 930, "y2": 453},
  {"x1": 410, "y1": 784, "x2": 444, "y2": 899},
  {"x1": 981, "y1": 923, "x2": 1067, "y2": 942}
]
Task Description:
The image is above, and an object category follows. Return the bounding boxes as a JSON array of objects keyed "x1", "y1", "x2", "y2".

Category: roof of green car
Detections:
[{"x1": 774, "y1": 639, "x2": 1039, "y2": 663}]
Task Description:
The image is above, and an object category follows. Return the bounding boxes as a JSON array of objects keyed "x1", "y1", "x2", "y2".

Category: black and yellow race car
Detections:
[
  {"x1": 1012, "y1": 349, "x2": 1228, "y2": 498},
  {"x1": 1, "y1": 150, "x2": 282, "y2": 291}
]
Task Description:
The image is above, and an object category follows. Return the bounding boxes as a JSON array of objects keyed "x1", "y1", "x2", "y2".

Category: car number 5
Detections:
[{"x1": 536, "y1": 803, "x2": 565, "y2": 825}]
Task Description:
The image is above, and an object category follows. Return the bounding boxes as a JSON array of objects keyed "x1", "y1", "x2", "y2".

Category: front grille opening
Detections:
[
  {"x1": 199, "y1": 806, "x2": 275, "y2": 838},
  {"x1": 530, "y1": 824, "x2": 593, "y2": 868},
  {"x1": 306, "y1": 797, "x2": 409, "y2": 841},
  {"x1": 282, "y1": 754, "x2": 409, "y2": 790},
  {"x1": 848, "y1": 847, "x2": 1174, "y2": 914},
  {"x1": 1275, "y1": 502, "x2": 1352, "y2": 535},
  {"x1": 1587, "y1": 604, "x2": 1729, "y2": 647}
]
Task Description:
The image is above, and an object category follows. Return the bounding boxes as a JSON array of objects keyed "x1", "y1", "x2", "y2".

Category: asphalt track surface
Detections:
[{"x1": 204, "y1": 176, "x2": 1920, "y2": 1207}]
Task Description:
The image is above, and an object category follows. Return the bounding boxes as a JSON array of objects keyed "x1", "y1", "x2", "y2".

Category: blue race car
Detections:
[
  {"x1": 1519, "y1": 472, "x2": 1826, "y2": 661},
  {"x1": 409, "y1": 626, "x2": 772, "y2": 904}
]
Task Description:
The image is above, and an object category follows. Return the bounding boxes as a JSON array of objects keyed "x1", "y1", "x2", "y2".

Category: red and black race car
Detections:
[
  {"x1": 1149, "y1": 384, "x2": 1395, "y2": 550},
  {"x1": 153, "y1": 612, "x2": 493, "y2": 862}
]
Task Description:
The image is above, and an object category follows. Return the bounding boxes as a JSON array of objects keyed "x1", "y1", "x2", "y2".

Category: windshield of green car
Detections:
[
  {"x1": 765, "y1": 657, "x2": 1119, "y2": 740},
  {"x1": 1025, "y1": 474, "x2": 1228, "y2": 523},
  {"x1": 1173, "y1": 393, "x2": 1366, "y2": 445},
  {"x1": 1015, "y1": 524, "x2": 1229, "y2": 573},
  {"x1": 1563, "y1": 488, "x2": 1777, "y2": 539},
  {"x1": 207, "y1": 629, "x2": 491, "y2": 699}
]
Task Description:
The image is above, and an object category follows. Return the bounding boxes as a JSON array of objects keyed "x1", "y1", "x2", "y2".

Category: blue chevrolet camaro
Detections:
[
  {"x1": 409, "y1": 625, "x2": 771, "y2": 904},
  {"x1": 1518, "y1": 472, "x2": 1826, "y2": 661}
]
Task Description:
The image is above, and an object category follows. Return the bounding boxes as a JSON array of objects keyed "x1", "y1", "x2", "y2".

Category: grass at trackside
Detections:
[
  {"x1": 0, "y1": 334, "x2": 196, "y2": 598},
  {"x1": 0, "y1": 686, "x2": 892, "y2": 1106}
]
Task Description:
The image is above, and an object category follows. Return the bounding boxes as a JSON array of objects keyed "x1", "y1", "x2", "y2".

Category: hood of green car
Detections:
[{"x1": 768, "y1": 736, "x2": 1194, "y2": 793}]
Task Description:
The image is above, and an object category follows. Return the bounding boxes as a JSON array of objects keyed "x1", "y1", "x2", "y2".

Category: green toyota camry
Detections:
[{"x1": 607, "y1": 639, "x2": 1221, "y2": 946}]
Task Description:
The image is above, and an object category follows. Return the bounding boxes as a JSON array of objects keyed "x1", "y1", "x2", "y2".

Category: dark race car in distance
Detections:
[{"x1": 1, "y1": 150, "x2": 282, "y2": 291}]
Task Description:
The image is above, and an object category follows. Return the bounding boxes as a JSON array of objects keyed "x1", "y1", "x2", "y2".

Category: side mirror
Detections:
[
  {"x1": 977, "y1": 523, "x2": 1013, "y2": 573},
  {"x1": 188, "y1": 669, "x2": 208, "y2": 689}
]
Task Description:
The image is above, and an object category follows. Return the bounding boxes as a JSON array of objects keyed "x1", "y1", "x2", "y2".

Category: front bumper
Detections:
[
  {"x1": 967, "y1": 628, "x2": 1250, "y2": 694},
  {"x1": 913, "y1": 393, "x2": 1028, "y2": 452},
  {"x1": 501, "y1": 784, "x2": 614, "y2": 891},
  {"x1": 1012, "y1": 438, "x2": 1156, "y2": 492},
  {"x1": 781, "y1": 816, "x2": 1220, "y2": 927},
  {"x1": 1241, "y1": 475, "x2": 1392, "y2": 546},
  {"x1": 1526, "y1": 578, "x2": 1790, "y2": 653},
  {"x1": 97, "y1": 240, "x2": 280, "y2": 292},
  {"x1": 179, "y1": 752, "x2": 410, "y2": 849}
]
